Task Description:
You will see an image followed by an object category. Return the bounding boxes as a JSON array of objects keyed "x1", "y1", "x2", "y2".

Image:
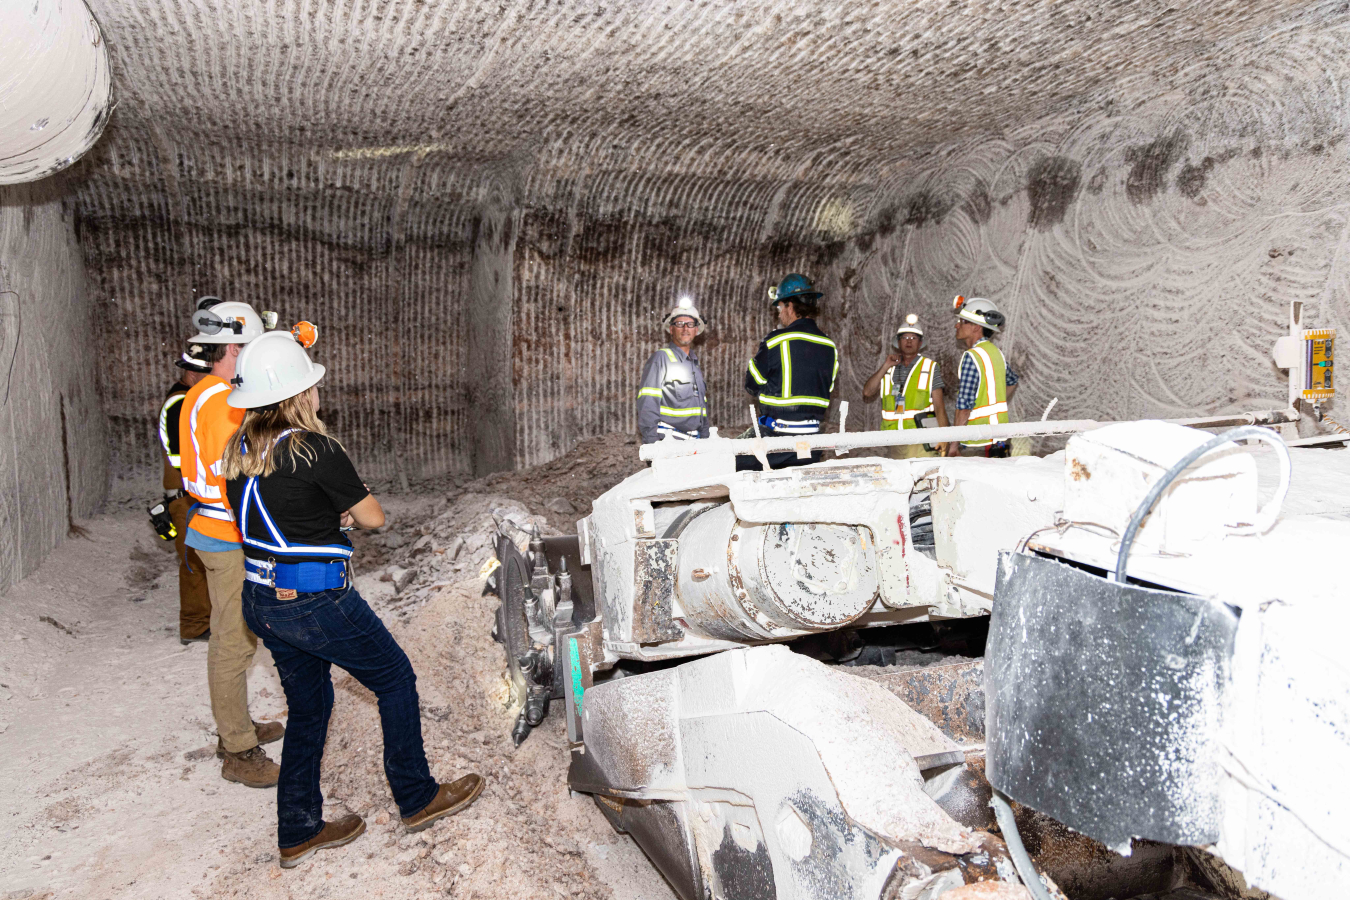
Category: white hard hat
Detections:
[
  {"x1": 892, "y1": 313, "x2": 924, "y2": 349},
  {"x1": 661, "y1": 296, "x2": 706, "y2": 335},
  {"x1": 189, "y1": 301, "x2": 269, "y2": 344},
  {"x1": 953, "y1": 295, "x2": 1006, "y2": 333},
  {"x1": 226, "y1": 331, "x2": 326, "y2": 408}
]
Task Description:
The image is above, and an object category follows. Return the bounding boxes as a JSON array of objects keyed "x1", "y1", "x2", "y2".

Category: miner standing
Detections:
[
  {"x1": 179, "y1": 299, "x2": 284, "y2": 787},
  {"x1": 222, "y1": 331, "x2": 484, "y2": 867},
  {"x1": 945, "y1": 296, "x2": 1019, "y2": 457},
  {"x1": 636, "y1": 297, "x2": 710, "y2": 444},
  {"x1": 862, "y1": 314, "x2": 948, "y2": 458},
  {"x1": 742, "y1": 274, "x2": 838, "y2": 469},
  {"x1": 159, "y1": 341, "x2": 214, "y2": 643}
]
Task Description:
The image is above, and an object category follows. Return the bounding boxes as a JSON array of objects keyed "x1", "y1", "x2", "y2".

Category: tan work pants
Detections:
[
  {"x1": 887, "y1": 438, "x2": 939, "y2": 460},
  {"x1": 169, "y1": 496, "x2": 211, "y2": 639},
  {"x1": 196, "y1": 548, "x2": 260, "y2": 753}
]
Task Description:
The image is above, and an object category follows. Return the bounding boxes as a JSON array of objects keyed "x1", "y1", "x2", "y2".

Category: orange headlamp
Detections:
[
  {"x1": 291, "y1": 320, "x2": 319, "y2": 348},
  {"x1": 952, "y1": 295, "x2": 967, "y2": 313}
]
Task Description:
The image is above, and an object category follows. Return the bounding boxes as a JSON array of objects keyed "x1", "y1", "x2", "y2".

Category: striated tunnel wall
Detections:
[
  {"x1": 827, "y1": 28, "x2": 1350, "y2": 442},
  {"x1": 78, "y1": 145, "x2": 480, "y2": 493},
  {"x1": 70, "y1": 0, "x2": 1350, "y2": 488},
  {"x1": 0, "y1": 182, "x2": 107, "y2": 593},
  {"x1": 512, "y1": 176, "x2": 847, "y2": 468}
]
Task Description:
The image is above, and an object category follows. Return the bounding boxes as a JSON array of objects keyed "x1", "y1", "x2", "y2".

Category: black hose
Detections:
[
  {"x1": 1113, "y1": 426, "x2": 1272, "y2": 584},
  {"x1": 990, "y1": 790, "x2": 1054, "y2": 900}
]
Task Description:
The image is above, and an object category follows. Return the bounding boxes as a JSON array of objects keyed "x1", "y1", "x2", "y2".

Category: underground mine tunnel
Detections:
[{"x1": 1, "y1": 0, "x2": 1348, "y2": 899}]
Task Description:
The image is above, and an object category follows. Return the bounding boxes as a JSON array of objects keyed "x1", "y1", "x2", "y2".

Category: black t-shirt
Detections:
[{"x1": 224, "y1": 433, "x2": 370, "y2": 564}]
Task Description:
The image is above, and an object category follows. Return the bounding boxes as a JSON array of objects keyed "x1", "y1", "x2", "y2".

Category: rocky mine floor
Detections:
[{"x1": 0, "y1": 433, "x2": 669, "y2": 900}]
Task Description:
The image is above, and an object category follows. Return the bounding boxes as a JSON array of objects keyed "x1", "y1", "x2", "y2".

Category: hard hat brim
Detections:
[
  {"x1": 956, "y1": 309, "x2": 1000, "y2": 331},
  {"x1": 892, "y1": 329, "x2": 924, "y2": 351},
  {"x1": 188, "y1": 330, "x2": 252, "y2": 344},
  {"x1": 773, "y1": 290, "x2": 822, "y2": 305},
  {"x1": 226, "y1": 364, "x2": 326, "y2": 408},
  {"x1": 662, "y1": 311, "x2": 706, "y2": 335}
]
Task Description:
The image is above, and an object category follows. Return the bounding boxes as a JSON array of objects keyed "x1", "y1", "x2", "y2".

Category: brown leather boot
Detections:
[
  {"x1": 279, "y1": 814, "x2": 366, "y2": 869},
  {"x1": 216, "y1": 720, "x2": 285, "y2": 758},
  {"x1": 220, "y1": 745, "x2": 280, "y2": 788},
  {"x1": 401, "y1": 775, "x2": 485, "y2": 832}
]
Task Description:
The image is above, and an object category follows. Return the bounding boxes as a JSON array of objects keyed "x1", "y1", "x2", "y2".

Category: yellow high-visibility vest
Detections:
[
  {"x1": 962, "y1": 340, "x2": 1009, "y2": 447},
  {"x1": 880, "y1": 357, "x2": 936, "y2": 431}
]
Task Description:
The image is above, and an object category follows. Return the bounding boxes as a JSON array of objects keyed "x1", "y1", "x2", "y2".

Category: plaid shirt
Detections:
[{"x1": 956, "y1": 352, "x2": 1019, "y2": 410}]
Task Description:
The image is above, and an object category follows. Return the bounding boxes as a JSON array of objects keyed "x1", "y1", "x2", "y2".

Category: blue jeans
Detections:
[{"x1": 241, "y1": 581, "x2": 439, "y2": 848}]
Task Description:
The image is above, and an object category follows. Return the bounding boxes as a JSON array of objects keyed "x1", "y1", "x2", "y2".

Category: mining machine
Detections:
[{"x1": 489, "y1": 305, "x2": 1346, "y2": 900}]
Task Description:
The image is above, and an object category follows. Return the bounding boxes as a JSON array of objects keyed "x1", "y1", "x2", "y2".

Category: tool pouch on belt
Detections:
[{"x1": 912, "y1": 411, "x2": 940, "y2": 453}]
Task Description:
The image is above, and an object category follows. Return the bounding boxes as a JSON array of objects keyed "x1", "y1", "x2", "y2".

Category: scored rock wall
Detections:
[
  {"x1": 830, "y1": 23, "x2": 1350, "y2": 440},
  {"x1": 78, "y1": 144, "x2": 480, "y2": 490},
  {"x1": 0, "y1": 182, "x2": 107, "y2": 592},
  {"x1": 69, "y1": 0, "x2": 1350, "y2": 486}
]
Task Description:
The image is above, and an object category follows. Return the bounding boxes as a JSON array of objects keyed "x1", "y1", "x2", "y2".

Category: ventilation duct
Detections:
[{"x1": 0, "y1": 0, "x2": 112, "y2": 185}]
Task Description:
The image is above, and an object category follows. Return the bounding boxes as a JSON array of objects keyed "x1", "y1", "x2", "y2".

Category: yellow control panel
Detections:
[{"x1": 1303, "y1": 329, "x2": 1335, "y2": 400}]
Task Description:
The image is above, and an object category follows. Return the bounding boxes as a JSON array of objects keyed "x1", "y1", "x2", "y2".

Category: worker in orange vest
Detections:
[{"x1": 179, "y1": 298, "x2": 284, "y2": 788}]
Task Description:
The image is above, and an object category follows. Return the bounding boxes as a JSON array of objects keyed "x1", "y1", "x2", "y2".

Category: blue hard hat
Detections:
[{"x1": 769, "y1": 273, "x2": 822, "y2": 307}]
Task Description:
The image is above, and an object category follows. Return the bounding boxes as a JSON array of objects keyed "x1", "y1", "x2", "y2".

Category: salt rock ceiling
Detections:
[
  {"x1": 82, "y1": 0, "x2": 1324, "y2": 204},
  {"x1": 69, "y1": 0, "x2": 1350, "y2": 482}
]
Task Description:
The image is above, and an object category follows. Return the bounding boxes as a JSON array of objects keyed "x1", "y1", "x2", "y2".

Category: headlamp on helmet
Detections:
[
  {"x1": 661, "y1": 296, "x2": 706, "y2": 335},
  {"x1": 175, "y1": 341, "x2": 214, "y2": 373},
  {"x1": 291, "y1": 320, "x2": 319, "y2": 348},
  {"x1": 893, "y1": 312, "x2": 924, "y2": 348}
]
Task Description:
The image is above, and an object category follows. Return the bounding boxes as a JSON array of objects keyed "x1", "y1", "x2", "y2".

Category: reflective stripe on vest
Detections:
[
  {"x1": 880, "y1": 369, "x2": 900, "y2": 429},
  {"x1": 185, "y1": 383, "x2": 228, "y2": 500},
  {"x1": 901, "y1": 357, "x2": 936, "y2": 428},
  {"x1": 159, "y1": 393, "x2": 185, "y2": 468},
  {"x1": 193, "y1": 500, "x2": 234, "y2": 522},
  {"x1": 747, "y1": 358, "x2": 767, "y2": 385},
  {"x1": 238, "y1": 430, "x2": 354, "y2": 560},
  {"x1": 963, "y1": 341, "x2": 1009, "y2": 446},
  {"x1": 759, "y1": 332, "x2": 837, "y2": 408}
]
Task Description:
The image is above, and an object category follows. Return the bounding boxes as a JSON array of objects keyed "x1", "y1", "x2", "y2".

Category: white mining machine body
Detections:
[{"x1": 490, "y1": 308, "x2": 1347, "y2": 900}]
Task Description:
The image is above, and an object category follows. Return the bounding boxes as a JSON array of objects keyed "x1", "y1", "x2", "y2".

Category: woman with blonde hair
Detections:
[{"x1": 222, "y1": 331, "x2": 482, "y2": 869}]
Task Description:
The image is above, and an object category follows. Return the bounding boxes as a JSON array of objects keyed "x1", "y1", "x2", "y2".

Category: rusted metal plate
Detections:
[
  {"x1": 632, "y1": 539, "x2": 685, "y2": 643},
  {"x1": 854, "y1": 658, "x2": 985, "y2": 743}
]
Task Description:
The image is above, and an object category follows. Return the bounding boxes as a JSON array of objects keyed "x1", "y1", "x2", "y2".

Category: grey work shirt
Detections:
[
  {"x1": 637, "y1": 343, "x2": 710, "y2": 444},
  {"x1": 891, "y1": 356, "x2": 945, "y2": 405}
]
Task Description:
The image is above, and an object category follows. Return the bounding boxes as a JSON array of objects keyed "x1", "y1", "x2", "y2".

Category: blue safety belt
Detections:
[
  {"x1": 239, "y1": 429, "x2": 352, "y2": 592},
  {"x1": 758, "y1": 415, "x2": 821, "y2": 435}
]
